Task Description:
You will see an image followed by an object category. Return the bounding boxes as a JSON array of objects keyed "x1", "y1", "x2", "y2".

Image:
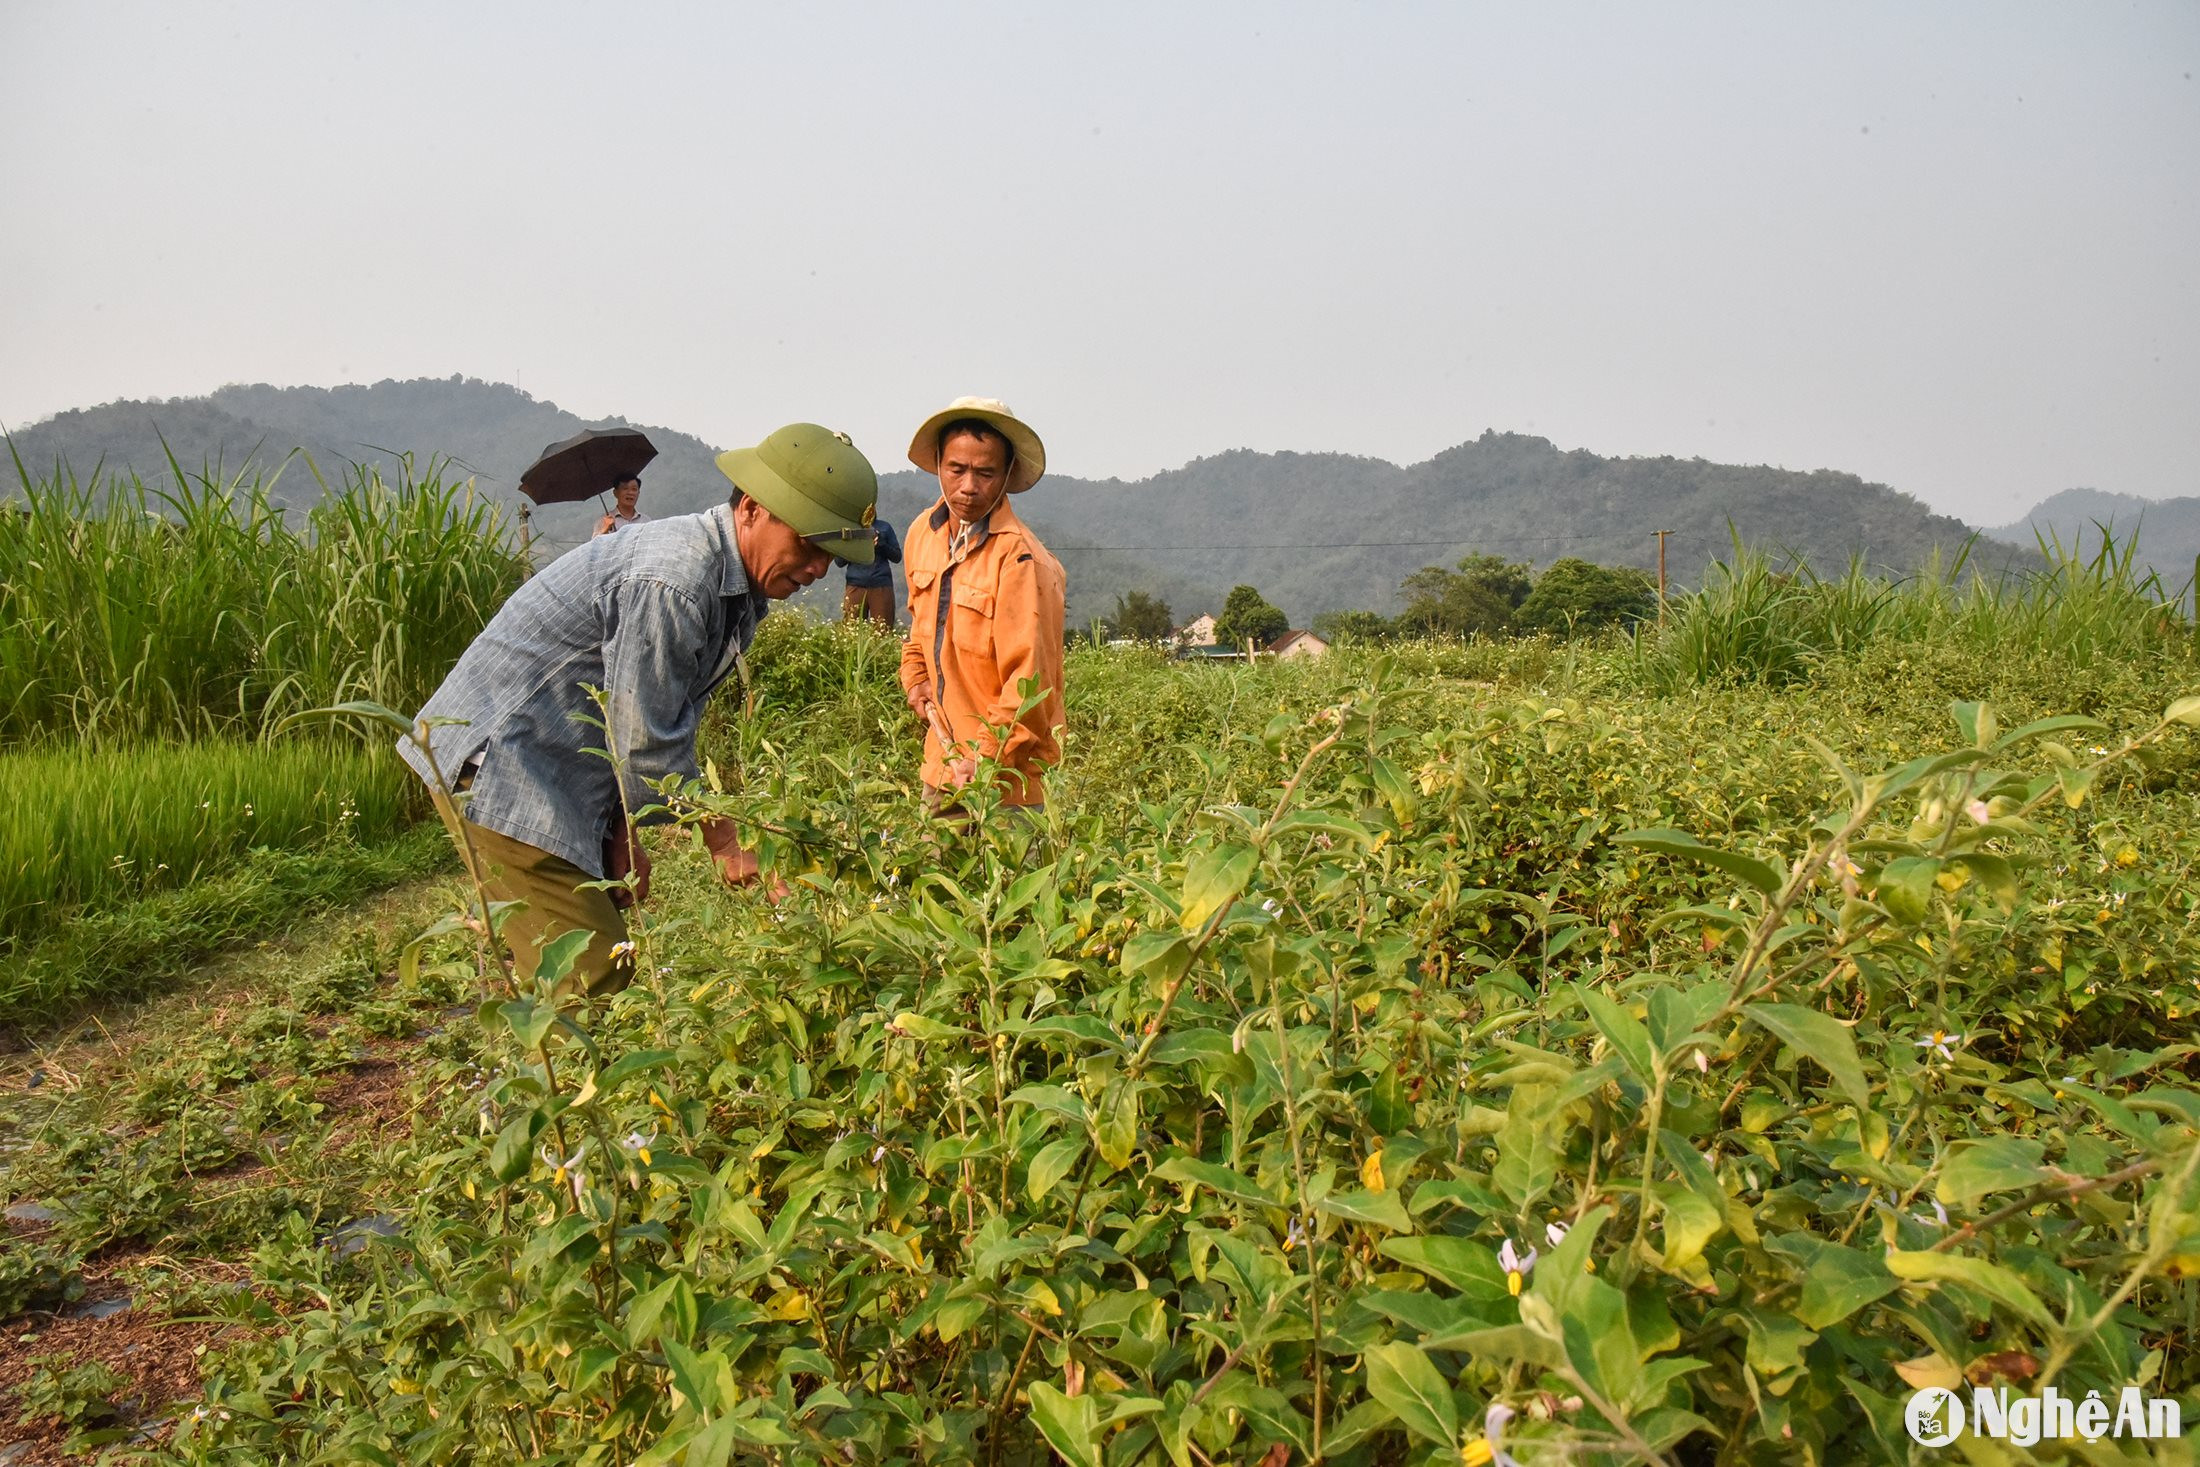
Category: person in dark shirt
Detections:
[{"x1": 841, "y1": 517, "x2": 902, "y2": 626}]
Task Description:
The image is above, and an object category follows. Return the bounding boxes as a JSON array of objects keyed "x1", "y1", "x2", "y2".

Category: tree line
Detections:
[{"x1": 1092, "y1": 553, "x2": 1658, "y2": 646}]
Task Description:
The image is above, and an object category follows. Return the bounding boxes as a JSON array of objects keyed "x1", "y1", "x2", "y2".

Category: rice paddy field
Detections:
[
  {"x1": 0, "y1": 458, "x2": 521, "y2": 1023},
  {"x1": 5, "y1": 489, "x2": 2200, "y2": 1465}
]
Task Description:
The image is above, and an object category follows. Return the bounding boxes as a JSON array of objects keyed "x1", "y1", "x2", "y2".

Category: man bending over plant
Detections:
[
  {"x1": 401, "y1": 424, "x2": 883, "y2": 997},
  {"x1": 898, "y1": 397, "x2": 1067, "y2": 819}
]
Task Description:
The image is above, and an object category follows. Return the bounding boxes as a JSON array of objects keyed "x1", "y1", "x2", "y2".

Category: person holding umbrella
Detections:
[
  {"x1": 592, "y1": 474, "x2": 648, "y2": 537},
  {"x1": 402, "y1": 423, "x2": 881, "y2": 999}
]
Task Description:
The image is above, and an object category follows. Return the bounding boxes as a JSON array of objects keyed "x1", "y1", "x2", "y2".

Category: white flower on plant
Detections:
[
  {"x1": 609, "y1": 940, "x2": 638, "y2": 962},
  {"x1": 1461, "y1": 1402, "x2": 1522, "y2": 1467},
  {"x1": 1916, "y1": 1199, "x2": 1950, "y2": 1228},
  {"x1": 622, "y1": 1131, "x2": 656, "y2": 1166},
  {"x1": 540, "y1": 1142, "x2": 587, "y2": 1201},
  {"x1": 1545, "y1": 1220, "x2": 1569, "y2": 1249},
  {"x1": 1693, "y1": 1049, "x2": 1710, "y2": 1073},
  {"x1": 1966, "y1": 799, "x2": 1991, "y2": 824},
  {"x1": 1913, "y1": 1030, "x2": 1964, "y2": 1063},
  {"x1": 1497, "y1": 1238, "x2": 1538, "y2": 1295}
]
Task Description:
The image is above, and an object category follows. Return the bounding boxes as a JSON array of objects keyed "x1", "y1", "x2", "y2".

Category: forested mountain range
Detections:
[{"x1": 3, "y1": 375, "x2": 2078, "y2": 626}]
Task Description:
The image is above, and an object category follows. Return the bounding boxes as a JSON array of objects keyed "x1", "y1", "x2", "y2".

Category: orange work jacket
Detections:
[{"x1": 897, "y1": 496, "x2": 1067, "y2": 805}]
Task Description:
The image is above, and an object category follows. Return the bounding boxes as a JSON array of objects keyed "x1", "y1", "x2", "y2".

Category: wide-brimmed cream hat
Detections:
[{"x1": 907, "y1": 396, "x2": 1046, "y2": 494}]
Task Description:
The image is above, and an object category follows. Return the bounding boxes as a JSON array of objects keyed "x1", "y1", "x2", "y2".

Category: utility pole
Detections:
[{"x1": 1653, "y1": 530, "x2": 1674, "y2": 622}]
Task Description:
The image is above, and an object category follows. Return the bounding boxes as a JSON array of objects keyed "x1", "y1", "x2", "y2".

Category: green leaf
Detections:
[
  {"x1": 1151, "y1": 1156, "x2": 1277, "y2": 1208},
  {"x1": 2166, "y1": 695, "x2": 2200, "y2": 727},
  {"x1": 1763, "y1": 1235, "x2": 1899, "y2": 1329},
  {"x1": 496, "y1": 996, "x2": 556, "y2": 1051},
  {"x1": 1272, "y1": 808, "x2": 1376, "y2": 844},
  {"x1": 597, "y1": 1049, "x2": 678, "y2": 1092},
  {"x1": 1321, "y1": 1398, "x2": 1401, "y2": 1456},
  {"x1": 1874, "y1": 857, "x2": 1939, "y2": 925},
  {"x1": 1935, "y1": 1136, "x2": 2047, "y2": 1207},
  {"x1": 1744, "y1": 1003, "x2": 1872, "y2": 1110},
  {"x1": 1026, "y1": 1136, "x2": 1087, "y2": 1201},
  {"x1": 626, "y1": 1274, "x2": 699, "y2": 1349},
  {"x1": 1120, "y1": 931, "x2": 1193, "y2": 984},
  {"x1": 1493, "y1": 1084, "x2": 1560, "y2": 1210},
  {"x1": 1950, "y1": 701, "x2": 1994, "y2": 748},
  {"x1": 891, "y1": 1011, "x2": 972, "y2": 1042},
  {"x1": 533, "y1": 927, "x2": 597, "y2": 990},
  {"x1": 1178, "y1": 843, "x2": 1259, "y2": 932},
  {"x1": 1361, "y1": 1342, "x2": 1459, "y2": 1446},
  {"x1": 1092, "y1": 1083, "x2": 1141, "y2": 1173},
  {"x1": 1575, "y1": 983, "x2": 1655, "y2": 1083},
  {"x1": 1027, "y1": 1382, "x2": 1103, "y2": 1467},
  {"x1": 1316, "y1": 1188, "x2": 1412, "y2": 1232},
  {"x1": 1006, "y1": 1084, "x2": 1090, "y2": 1125},
  {"x1": 1617, "y1": 828, "x2": 1782, "y2": 897},
  {"x1": 1371, "y1": 757, "x2": 1419, "y2": 823},
  {"x1": 660, "y1": 1339, "x2": 725, "y2": 1416},
  {"x1": 1378, "y1": 1236, "x2": 1513, "y2": 1303},
  {"x1": 488, "y1": 1113, "x2": 542, "y2": 1184},
  {"x1": 1883, "y1": 1248, "x2": 2055, "y2": 1329},
  {"x1": 1366, "y1": 1064, "x2": 1411, "y2": 1134},
  {"x1": 1658, "y1": 1185, "x2": 1724, "y2": 1272},
  {"x1": 1949, "y1": 853, "x2": 2019, "y2": 912}
]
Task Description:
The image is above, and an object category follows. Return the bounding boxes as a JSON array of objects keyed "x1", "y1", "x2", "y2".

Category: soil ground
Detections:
[{"x1": 0, "y1": 878, "x2": 453, "y2": 1464}]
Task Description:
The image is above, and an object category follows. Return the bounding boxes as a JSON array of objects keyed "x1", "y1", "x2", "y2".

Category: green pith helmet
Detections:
[{"x1": 715, "y1": 424, "x2": 880, "y2": 564}]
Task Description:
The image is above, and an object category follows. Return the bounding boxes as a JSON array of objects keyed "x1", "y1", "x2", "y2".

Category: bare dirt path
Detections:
[{"x1": 0, "y1": 876, "x2": 458, "y2": 1464}]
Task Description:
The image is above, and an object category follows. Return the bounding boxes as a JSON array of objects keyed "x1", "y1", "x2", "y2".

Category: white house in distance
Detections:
[
  {"x1": 1268, "y1": 629, "x2": 1329, "y2": 661},
  {"x1": 1174, "y1": 613, "x2": 1218, "y2": 647}
]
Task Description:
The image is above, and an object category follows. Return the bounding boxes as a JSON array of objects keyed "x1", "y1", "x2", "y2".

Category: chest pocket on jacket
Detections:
[
  {"x1": 951, "y1": 581, "x2": 995, "y2": 619},
  {"x1": 909, "y1": 567, "x2": 938, "y2": 595}
]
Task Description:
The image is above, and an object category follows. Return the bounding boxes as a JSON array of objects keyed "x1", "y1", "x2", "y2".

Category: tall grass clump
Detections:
[
  {"x1": 1637, "y1": 528, "x2": 2193, "y2": 691},
  {"x1": 0, "y1": 450, "x2": 522, "y2": 745},
  {"x1": 0, "y1": 739, "x2": 412, "y2": 941}
]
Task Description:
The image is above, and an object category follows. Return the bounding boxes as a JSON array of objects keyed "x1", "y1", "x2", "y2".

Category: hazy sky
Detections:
[{"x1": 2, "y1": 1, "x2": 2194, "y2": 523}]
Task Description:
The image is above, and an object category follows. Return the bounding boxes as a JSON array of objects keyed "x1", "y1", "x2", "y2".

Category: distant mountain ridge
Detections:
[
  {"x1": 1985, "y1": 488, "x2": 2200, "y2": 594},
  {"x1": 5, "y1": 375, "x2": 2047, "y2": 625}
]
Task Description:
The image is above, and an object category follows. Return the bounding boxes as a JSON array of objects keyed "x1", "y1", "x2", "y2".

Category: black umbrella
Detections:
[{"x1": 518, "y1": 427, "x2": 659, "y2": 506}]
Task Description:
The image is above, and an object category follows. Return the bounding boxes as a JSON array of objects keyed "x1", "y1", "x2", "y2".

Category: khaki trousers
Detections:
[
  {"x1": 841, "y1": 584, "x2": 895, "y2": 626},
  {"x1": 462, "y1": 820, "x2": 634, "y2": 999}
]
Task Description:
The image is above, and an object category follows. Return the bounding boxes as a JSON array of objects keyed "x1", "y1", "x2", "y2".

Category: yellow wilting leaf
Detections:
[
  {"x1": 768, "y1": 1288, "x2": 809, "y2": 1321},
  {"x1": 1894, "y1": 1354, "x2": 1962, "y2": 1392},
  {"x1": 1361, "y1": 1150, "x2": 1386, "y2": 1193}
]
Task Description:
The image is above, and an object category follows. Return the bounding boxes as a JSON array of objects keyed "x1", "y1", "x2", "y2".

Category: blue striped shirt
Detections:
[{"x1": 399, "y1": 503, "x2": 764, "y2": 876}]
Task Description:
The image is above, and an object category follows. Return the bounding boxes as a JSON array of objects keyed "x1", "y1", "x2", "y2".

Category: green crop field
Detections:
[
  {"x1": 6, "y1": 544, "x2": 2200, "y2": 1464},
  {"x1": 0, "y1": 458, "x2": 520, "y2": 1026}
]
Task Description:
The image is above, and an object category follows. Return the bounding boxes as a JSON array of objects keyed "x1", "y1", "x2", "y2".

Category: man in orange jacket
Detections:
[{"x1": 897, "y1": 397, "x2": 1066, "y2": 814}]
